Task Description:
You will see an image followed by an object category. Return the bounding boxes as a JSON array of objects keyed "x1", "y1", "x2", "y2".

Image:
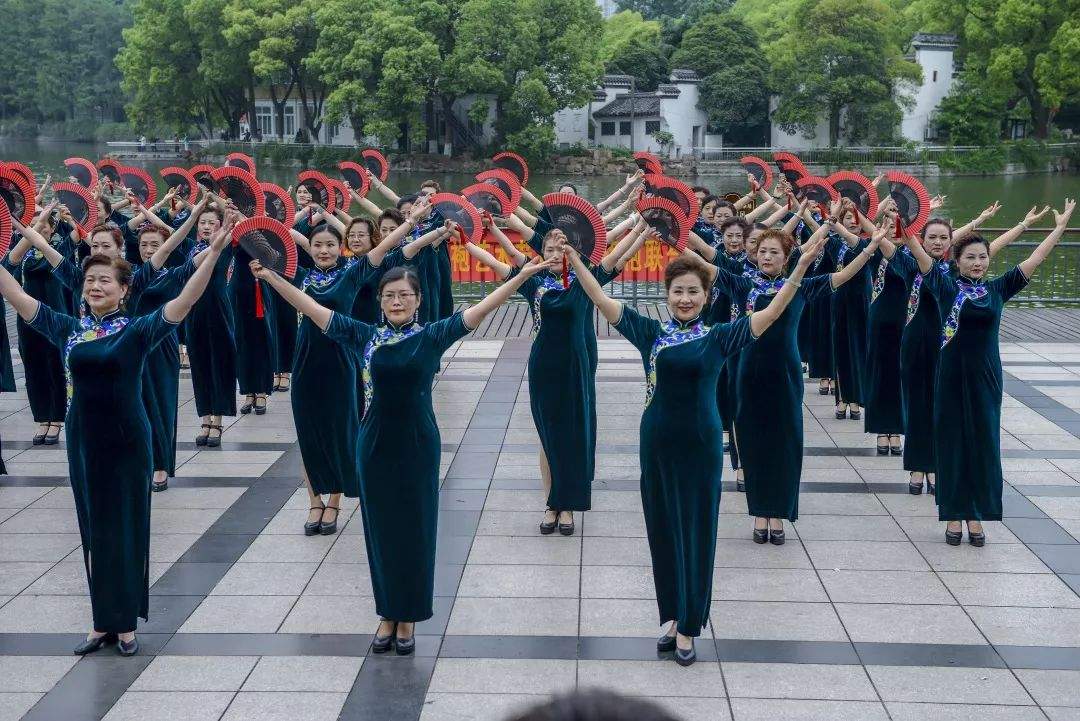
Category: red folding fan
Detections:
[
  {"x1": 337, "y1": 162, "x2": 371, "y2": 199},
  {"x1": 0, "y1": 165, "x2": 36, "y2": 225},
  {"x1": 427, "y1": 193, "x2": 483, "y2": 244},
  {"x1": 119, "y1": 166, "x2": 158, "y2": 206},
  {"x1": 226, "y1": 152, "x2": 257, "y2": 176},
  {"x1": 643, "y1": 174, "x2": 700, "y2": 221},
  {"x1": 260, "y1": 182, "x2": 296, "y2": 228},
  {"x1": 773, "y1": 152, "x2": 808, "y2": 185},
  {"x1": 160, "y1": 167, "x2": 198, "y2": 205},
  {"x1": 190, "y1": 164, "x2": 217, "y2": 192},
  {"x1": 64, "y1": 157, "x2": 98, "y2": 189},
  {"x1": 740, "y1": 155, "x2": 774, "y2": 191},
  {"x1": 232, "y1": 216, "x2": 298, "y2": 279},
  {"x1": 492, "y1": 151, "x2": 530, "y2": 187},
  {"x1": 96, "y1": 158, "x2": 122, "y2": 184},
  {"x1": 0, "y1": 201, "x2": 11, "y2": 259},
  {"x1": 826, "y1": 171, "x2": 879, "y2": 219},
  {"x1": 51, "y1": 182, "x2": 98, "y2": 235},
  {"x1": 211, "y1": 166, "x2": 264, "y2": 218},
  {"x1": 296, "y1": 171, "x2": 336, "y2": 214},
  {"x1": 636, "y1": 196, "x2": 689, "y2": 252},
  {"x1": 461, "y1": 183, "x2": 512, "y2": 217},
  {"x1": 361, "y1": 149, "x2": 389, "y2": 182},
  {"x1": 885, "y1": 171, "x2": 931, "y2": 236},
  {"x1": 327, "y1": 177, "x2": 351, "y2": 214},
  {"x1": 540, "y1": 192, "x2": 609, "y2": 264},
  {"x1": 633, "y1": 151, "x2": 664, "y2": 176},
  {"x1": 475, "y1": 169, "x2": 522, "y2": 213},
  {"x1": 795, "y1": 176, "x2": 839, "y2": 206},
  {"x1": 5, "y1": 162, "x2": 37, "y2": 197}
]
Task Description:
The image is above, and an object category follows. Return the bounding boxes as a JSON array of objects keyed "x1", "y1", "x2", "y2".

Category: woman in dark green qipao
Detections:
[
  {"x1": 288, "y1": 209, "x2": 447, "y2": 536},
  {"x1": 0, "y1": 226, "x2": 230, "y2": 656},
  {"x1": 828, "y1": 208, "x2": 872, "y2": 420},
  {"x1": 568, "y1": 246, "x2": 811, "y2": 666},
  {"x1": 904, "y1": 199, "x2": 1074, "y2": 546},
  {"x1": 254, "y1": 254, "x2": 558, "y2": 654},
  {"x1": 697, "y1": 224, "x2": 882, "y2": 542}
]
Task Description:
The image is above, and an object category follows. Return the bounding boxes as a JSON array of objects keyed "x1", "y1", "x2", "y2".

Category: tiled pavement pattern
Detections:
[{"x1": 4, "y1": 316, "x2": 1080, "y2": 719}]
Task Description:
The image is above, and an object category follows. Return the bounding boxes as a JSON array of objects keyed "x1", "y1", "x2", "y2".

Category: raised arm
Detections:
[
  {"x1": 0, "y1": 264, "x2": 41, "y2": 320},
  {"x1": 35, "y1": 174, "x2": 51, "y2": 204},
  {"x1": 462, "y1": 256, "x2": 559, "y2": 329},
  {"x1": 680, "y1": 246, "x2": 719, "y2": 286},
  {"x1": 748, "y1": 236, "x2": 822, "y2": 337},
  {"x1": 464, "y1": 241, "x2": 513, "y2": 280},
  {"x1": 687, "y1": 230, "x2": 718, "y2": 261},
  {"x1": 367, "y1": 173, "x2": 400, "y2": 205},
  {"x1": 830, "y1": 223, "x2": 886, "y2": 288},
  {"x1": 401, "y1": 221, "x2": 452, "y2": 260},
  {"x1": 350, "y1": 188, "x2": 384, "y2": 219},
  {"x1": 602, "y1": 185, "x2": 639, "y2": 225},
  {"x1": 565, "y1": 246, "x2": 622, "y2": 323},
  {"x1": 743, "y1": 196, "x2": 777, "y2": 222},
  {"x1": 597, "y1": 171, "x2": 641, "y2": 212},
  {"x1": 513, "y1": 204, "x2": 538, "y2": 227},
  {"x1": 521, "y1": 187, "x2": 543, "y2": 211},
  {"x1": 1018, "y1": 200, "x2": 1075, "y2": 279},
  {"x1": 148, "y1": 196, "x2": 208, "y2": 270},
  {"x1": 486, "y1": 217, "x2": 528, "y2": 267},
  {"x1": 781, "y1": 200, "x2": 809, "y2": 236},
  {"x1": 989, "y1": 205, "x2": 1051, "y2": 258},
  {"x1": 601, "y1": 218, "x2": 647, "y2": 272},
  {"x1": 11, "y1": 216, "x2": 65, "y2": 268},
  {"x1": 953, "y1": 202, "x2": 1001, "y2": 242},
  {"x1": 162, "y1": 224, "x2": 229, "y2": 323},
  {"x1": 902, "y1": 231, "x2": 934, "y2": 274},
  {"x1": 252, "y1": 259, "x2": 333, "y2": 330}
]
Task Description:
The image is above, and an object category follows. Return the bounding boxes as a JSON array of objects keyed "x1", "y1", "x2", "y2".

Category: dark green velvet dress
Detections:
[
  {"x1": 291, "y1": 254, "x2": 399, "y2": 496},
  {"x1": 829, "y1": 237, "x2": 870, "y2": 406},
  {"x1": 517, "y1": 265, "x2": 614, "y2": 512},
  {"x1": 407, "y1": 242, "x2": 443, "y2": 325},
  {"x1": 129, "y1": 261, "x2": 196, "y2": 475},
  {"x1": 186, "y1": 241, "x2": 237, "y2": 416},
  {"x1": 922, "y1": 266, "x2": 1028, "y2": 521},
  {"x1": 436, "y1": 241, "x2": 454, "y2": 319},
  {"x1": 230, "y1": 246, "x2": 276, "y2": 396},
  {"x1": 615, "y1": 307, "x2": 755, "y2": 637},
  {"x1": 715, "y1": 271, "x2": 834, "y2": 521},
  {"x1": 0, "y1": 299, "x2": 14, "y2": 393},
  {"x1": 802, "y1": 244, "x2": 837, "y2": 379},
  {"x1": 888, "y1": 249, "x2": 949, "y2": 473},
  {"x1": 322, "y1": 310, "x2": 473, "y2": 621},
  {"x1": 28, "y1": 305, "x2": 179, "y2": 632},
  {"x1": 863, "y1": 250, "x2": 907, "y2": 434},
  {"x1": 708, "y1": 252, "x2": 752, "y2": 471}
]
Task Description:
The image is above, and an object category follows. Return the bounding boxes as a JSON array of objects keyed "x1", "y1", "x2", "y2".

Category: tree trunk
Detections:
[
  {"x1": 829, "y1": 105, "x2": 841, "y2": 147},
  {"x1": 441, "y1": 95, "x2": 455, "y2": 157}
]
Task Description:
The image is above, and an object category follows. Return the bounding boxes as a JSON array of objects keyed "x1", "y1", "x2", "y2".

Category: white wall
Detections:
[
  {"x1": 661, "y1": 83, "x2": 700, "y2": 155},
  {"x1": 555, "y1": 105, "x2": 591, "y2": 147},
  {"x1": 452, "y1": 95, "x2": 498, "y2": 144},
  {"x1": 900, "y1": 47, "x2": 954, "y2": 142},
  {"x1": 769, "y1": 96, "x2": 831, "y2": 149}
]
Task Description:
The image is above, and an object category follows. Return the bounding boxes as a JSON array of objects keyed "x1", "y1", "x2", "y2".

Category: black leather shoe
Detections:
[
  {"x1": 152, "y1": 479, "x2": 168, "y2": 493},
  {"x1": 890, "y1": 444, "x2": 903, "y2": 456},
  {"x1": 240, "y1": 397, "x2": 254, "y2": 414},
  {"x1": 304, "y1": 506, "x2": 324, "y2": 536},
  {"x1": 372, "y1": 622, "x2": 396, "y2": 653},
  {"x1": 674, "y1": 639, "x2": 696, "y2": 667},
  {"x1": 968, "y1": 530, "x2": 986, "y2": 547},
  {"x1": 736, "y1": 479, "x2": 745, "y2": 492},
  {"x1": 753, "y1": 528, "x2": 768, "y2": 544},
  {"x1": 43, "y1": 426, "x2": 61, "y2": 445},
  {"x1": 877, "y1": 441, "x2": 889, "y2": 456},
  {"x1": 849, "y1": 409, "x2": 861, "y2": 421},
  {"x1": 395, "y1": 634, "x2": 415, "y2": 655},
  {"x1": 206, "y1": 424, "x2": 222, "y2": 448},
  {"x1": 945, "y1": 528, "x2": 963, "y2": 546},
  {"x1": 118, "y1": 637, "x2": 139, "y2": 657},
  {"x1": 835, "y1": 408, "x2": 847, "y2": 419},
  {"x1": 928, "y1": 481, "x2": 936, "y2": 496},
  {"x1": 656, "y1": 632, "x2": 676, "y2": 652},
  {"x1": 909, "y1": 475, "x2": 923, "y2": 495},
  {"x1": 254, "y1": 396, "x2": 268, "y2": 415},
  {"x1": 558, "y1": 513, "x2": 575, "y2": 536},
  {"x1": 723, "y1": 439, "x2": 731, "y2": 452},
  {"x1": 32, "y1": 428, "x2": 46, "y2": 445},
  {"x1": 319, "y1": 506, "x2": 339, "y2": 535},
  {"x1": 540, "y1": 510, "x2": 557, "y2": 535},
  {"x1": 73, "y1": 633, "x2": 116, "y2": 655},
  {"x1": 769, "y1": 529, "x2": 786, "y2": 546},
  {"x1": 195, "y1": 424, "x2": 210, "y2": 446},
  {"x1": 819, "y1": 385, "x2": 830, "y2": 395}
]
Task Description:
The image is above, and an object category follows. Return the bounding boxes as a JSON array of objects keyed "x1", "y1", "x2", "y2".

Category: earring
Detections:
[
  {"x1": 379, "y1": 310, "x2": 385, "y2": 325},
  {"x1": 413, "y1": 309, "x2": 419, "y2": 324}
]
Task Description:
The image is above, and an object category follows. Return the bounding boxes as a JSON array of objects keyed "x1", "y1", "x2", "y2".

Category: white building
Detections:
[{"x1": 769, "y1": 32, "x2": 959, "y2": 148}]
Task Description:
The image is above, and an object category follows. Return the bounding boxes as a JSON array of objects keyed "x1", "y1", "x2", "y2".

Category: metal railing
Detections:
[{"x1": 689, "y1": 143, "x2": 1080, "y2": 166}]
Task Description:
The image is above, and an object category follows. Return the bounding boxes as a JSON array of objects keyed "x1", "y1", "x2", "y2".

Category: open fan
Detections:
[
  {"x1": 232, "y1": 216, "x2": 298, "y2": 279},
  {"x1": 740, "y1": 155, "x2": 774, "y2": 191},
  {"x1": 539, "y1": 192, "x2": 609, "y2": 264},
  {"x1": 426, "y1": 193, "x2": 483, "y2": 244},
  {"x1": 636, "y1": 196, "x2": 689, "y2": 252},
  {"x1": 885, "y1": 171, "x2": 931, "y2": 235},
  {"x1": 337, "y1": 162, "x2": 371, "y2": 198},
  {"x1": 52, "y1": 182, "x2": 98, "y2": 235},
  {"x1": 475, "y1": 169, "x2": 522, "y2": 213},
  {"x1": 96, "y1": 158, "x2": 122, "y2": 184},
  {"x1": 492, "y1": 151, "x2": 530, "y2": 187},
  {"x1": 296, "y1": 171, "x2": 336, "y2": 214},
  {"x1": 211, "y1": 166, "x2": 264, "y2": 218},
  {"x1": 826, "y1": 171, "x2": 879, "y2": 219},
  {"x1": 64, "y1": 158, "x2": 98, "y2": 189},
  {"x1": 327, "y1": 177, "x2": 351, "y2": 214},
  {"x1": 633, "y1": 151, "x2": 664, "y2": 176},
  {"x1": 361, "y1": 149, "x2": 389, "y2": 182},
  {"x1": 773, "y1": 152, "x2": 808, "y2": 185},
  {"x1": 0, "y1": 200, "x2": 11, "y2": 258},
  {"x1": 160, "y1": 167, "x2": 198, "y2": 205},
  {"x1": 643, "y1": 174, "x2": 700, "y2": 220},
  {"x1": 0, "y1": 165, "x2": 36, "y2": 224},
  {"x1": 226, "y1": 152, "x2": 256, "y2": 175},
  {"x1": 190, "y1": 164, "x2": 217, "y2": 192},
  {"x1": 260, "y1": 182, "x2": 296, "y2": 228},
  {"x1": 795, "y1": 176, "x2": 839, "y2": 207},
  {"x1": 5, "y1": 162, "x2": 37, "y2": 197},
  {"x1": 461, "y1": 183, "x2": 512, "y2": 217},
  {"x1": 117, "y1": 167, "x2": 157, "y2": 206}
]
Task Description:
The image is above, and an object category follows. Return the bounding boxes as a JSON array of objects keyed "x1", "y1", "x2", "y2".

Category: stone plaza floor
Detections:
[{"x1": 2, "y1": 321, "x2": 1080, "y2": 720}]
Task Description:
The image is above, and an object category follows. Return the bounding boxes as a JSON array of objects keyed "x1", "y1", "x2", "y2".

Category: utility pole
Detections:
[{"x1": 629, "y1": 77, "x2": 636, "y2": 152}]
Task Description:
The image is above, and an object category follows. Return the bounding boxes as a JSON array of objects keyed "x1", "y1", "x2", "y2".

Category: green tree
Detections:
[
  {"x1": 600, "y1": 11, "x2": 668, "y2": 90},
  {"x1": 908, "y1": 0, "x2": 1080, "y2": 137},
  {"x1": 768, "y1": 0, "x2": 920, "y2": 145},
  {"x1": 934, "y1": 73, "x2": 1008, "y2": 145}
]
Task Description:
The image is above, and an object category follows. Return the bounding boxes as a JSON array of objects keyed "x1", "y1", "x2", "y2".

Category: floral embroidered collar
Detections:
[
  {"x1": 905, "y1": 252, "x2": 950, "y2": 325},
  {"x1": 62, "y1": 309, "x2": 129, "y2": 400},
  {"x1": 303, "y1": 258, "x2": 350, "y2": 291},
  {"x1": 360, "y1": 321, "x2": 424, "y2": 418},
  {"x1": 529, "y1": 270, "x2": 577, "y2": 335},
  {"x1": 744, "y1": 271, "x2": 786, "y2": 316},
  {"x1": 940, "y1": 276, "x2": 988, "y2": 347},
  {"x1": 644, "y1": 316, "x2": 710, "y2": 407}
]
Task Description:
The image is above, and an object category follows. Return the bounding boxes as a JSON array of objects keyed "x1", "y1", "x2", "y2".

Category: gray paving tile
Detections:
[
  {"x1": 792, "y1": 515, "x2": 907, "y2": 541},
  {"x1": 0, "y1": 693, "x2": 42, "y2": 721},
  {"x1": 804, "y1": 540, "x2": 930, "y2": 571},
  {"x1": 835, "y1": 603, "x2": 988, "y2": 645},
  {"x1": 101, "y1": 691, "x2": 235, "y2": 721},
  {"x1": 867, "y1": 666, "x2": 1035, "y2": 704},
  {"x1": 220, "y1": 691, "x2": 348, "y2": 721},
  {"x1": 712, "y1": 568, "x2": 828, "y2": 602},
  {"x1": 467, "y1": 536, "x2": 581, "y2": 566},
  {"x1": 818, "y1": 570, "x2": 954, "y2": 605},
  {"x1": 579, "y1": 565, "x2": 654, "y2": 600},
  {"x1": 710, "y1": 601, "x2": 847, "y2": 642},
  {"x1": 419, "y1": 693, "x2": 547, "y2": 721},
  {"x1": 238, "y1": 534, "x2": 337, "y2": 563},
  {"x1": 129, "y1": 656, "x2": 258, "y2": 691},
  {"x1": 649, "y1": 697, "x2": 733, "y2": 721},
  {"x1": 968, "y1": 607, "x2": 1080, "y2": 647},
  {"x1": 886, "y1": 702, "x2": 1046, "y2": 720},
  {"x1": 714, "y1": 539, "x2": 813, "y2": 569},
  {"x1": 577, "y1": 659, "x2": 726, "y2": 697},
  {"x1": 914, "y1": 542, "x2": 1051, "y2": 573},
  {"x1": 0, "y1": 534, "x2": 80, "y2": 563},
  {"x1": 178, "y1": 595, "x2": 296, "y2": 634},
  {"x1": 301, "y1": 563, "x2": 374, "y2": 597},
  {"x1": 0, "y1": 595, "x2": 91, "y2": 633},
  {"x1": 939, "y1": 572, "x2": 1080, "y2": 607},
  {"x1": 427, "y1": 658, "x2": 576, "y2": 695},
  {"x1": 722, "y1": 662, "x2": 877, "y2": 700},
  {"x1": 0, "y1": 563, "x2": 52, "y2": 595},
  {"x1": 1014, "y1": 669, "x2": 1080, "y2": 707},
  {"x1": 1047, "y1": 708, "x2": 1080, "y2": 720},
  {"x1": 458, "y1": 565, "x2": 579, "y2": 598},
  {"x1": 729, "y1": 698, "x2": 889, "y2": 720},
  {"x1": 0, "y1": 656, "x2": 78, "y2": 692},
  {"x1": 241, "y1": 656, "x2": 362, "y2": 692},
  {"x1": 210, "y1": 562, "x2": 318, "y2": 596},
  {"x1": 447, "y1": 597, "x2": 578, "y2": 637},
  {"x1": 277, "y1": 595, "x2": 379, "y2": 634}
]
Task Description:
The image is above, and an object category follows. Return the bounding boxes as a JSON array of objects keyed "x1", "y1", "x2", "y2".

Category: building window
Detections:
[
  {"x1": 932, "y1": 70, "x2": 938, "y2": 82},
  {"x1": 619, "y1": 121, "x2": 632, "y2": 136},
  {"x1": 601, "y1": 122, "x2": 616, "y2": 136},
  {"x1": 283, "y1": 106, "x2": 296, "y2": 138},
  {"x1": 255, "y1": 106, "x2": 273, "y2": 138},
  {"x1": 645, "y1": 120, "x2": 661, "y2": 134}
]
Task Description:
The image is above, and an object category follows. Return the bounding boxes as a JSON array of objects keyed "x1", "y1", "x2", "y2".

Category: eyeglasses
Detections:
[{"x1": 380, "y1": 292, "x2": 417, "y2": 301}]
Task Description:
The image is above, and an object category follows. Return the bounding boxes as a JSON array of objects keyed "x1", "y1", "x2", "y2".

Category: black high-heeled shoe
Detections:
[
  {"x1": 968, "y1": 527, "x2": 986, "y2": 547},
  {"x1": 206, "y1": 424, "x2": 222, "y2": 448},
  {"x1": 849, "y1": 408, "x2": 861, "y2": 421},
  {"x1": 319, "y1": 505, "x2": 339, "y2": 535},
  {"x1": 43, "y1": 424, "x2": 61, "y2": 445},
  {"x1": 835, "y1": 407, "x2": 848, "y2": 420},
  {"x1": 656, "y1": 630, "x2": 677, "y2": 652},
  {"x1": 558, "y1": 512, "x2": 575, "y2": 536},
  {"x1": 927, "y1": 479, "x2": 936, "y2": 496},
  {"x1": 32, "y1": 425, "x2": 47, "y2": 445},
  {"x1": 674, "y1": 639, "x2": 696, "y2": 667},
  {"x1": 73, "y1": 633, "x2": 116, "y2": 655},
  {"x1": 118, "y1": 636, "x2": 139, "y2": 657},
  {"x1": 908, "y1": 475, "x2": 924, "y2": 495},
  {"x1": 254, "y1": 396, "x2": 268, "y2": 415},
  {"x1": 372, "y1": 621, "x2": 396, "y2": 653},
  {"x1": 945, "y1": 527, "x2": 963, "y2": 546},
  {"x1": 753, "y1": 527, "x2": 768, "y2": 544},
  {"x1": 736, "y1": 478, "x2": 745, "y2": 492},
  {"x1": 769, "y1": 528, "x2": 786, "y2": 546},
  {"x1": 819, "y1": 384, "x2": 830, "y2": 396},
  {"x1": 539, "y1": 509, "x2": 557, "y2": 535},
  {"x1": 152, "y1": 478, "x2": 168, "y2": 493},
  {"x1": 876, "y1": 437, "x2": 889, "y2": 455},
  {"x1": 240, "y1": 396, "x2": 254, "y2": 414},
  {"x1": 395, "y1": 632, "x2": 415, "y2": 656},
  {"x1": 890, "y1": 439, "x2": 903, "y2": 456},
  {"x1": 304, "y1": 506, "x2": 325, "y2": 536},
  {"x1": 195, "y1": 423, "x2": 210, "y2": 447}
]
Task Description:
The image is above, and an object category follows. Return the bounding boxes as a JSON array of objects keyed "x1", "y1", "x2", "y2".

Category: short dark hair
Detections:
[
  {"x1": 395, "y1": 194, "x2": 417, "y2": 211},
  {"x1": 138, "y1": 225, "x2": 167, "y2": 241},
  {"x1": 199, "y1": 206, "x2": 225, "y2": 224},
  {"x1": 714, "y1": 199, "x2": 736, "y2": 214},
  {"x1": 378, "y1": 208, "x2": 405, "y2": 227},
  {"x1": 691, "y1": 185, "x2": 710, "y2": 196},
  {"x1": 720, "y1": 217, "x2": 752, "y2": 237},
  {"x1": 377, "y1": 266, "x2": 422, "y2": 296},
  {"x1": 664, "y1": 255, "x2": 711, "y2": 290},
  {"x1": 419, "y1": 179, "x2": 440, "y2": 193},
  {"x1": 954, "y1": 234, "x2": 990, "y2": 256},
  {"x1": 922, "y1": 218, "x2": 954, "y2": 238},
  {"x1": 82, "y1": 253, "x2": 133, "y2": 285},
  {"x1": 558, "y1": 183, "x2": 578, "y2": 195},
  {"x1": 98, "y1": 197, "x2": 113, "y2": 216},
  {"x1": 311, "y1": 224, "x2": 342, "y2": 243},
  {"x1": 89, "y1": 224, "x2": 123, "y2": 249},
  {"x1": 756, "y1": 228, "x2": 796, "y2": 257}
]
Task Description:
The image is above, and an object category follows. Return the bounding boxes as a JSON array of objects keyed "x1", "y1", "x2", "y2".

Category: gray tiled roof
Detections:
[
  {"x1": 669, "y1": 68, "x2": 701, "y2": 82},
  {"x1": 593, "y1": 94, "x2": 662, "y2": 118}
]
